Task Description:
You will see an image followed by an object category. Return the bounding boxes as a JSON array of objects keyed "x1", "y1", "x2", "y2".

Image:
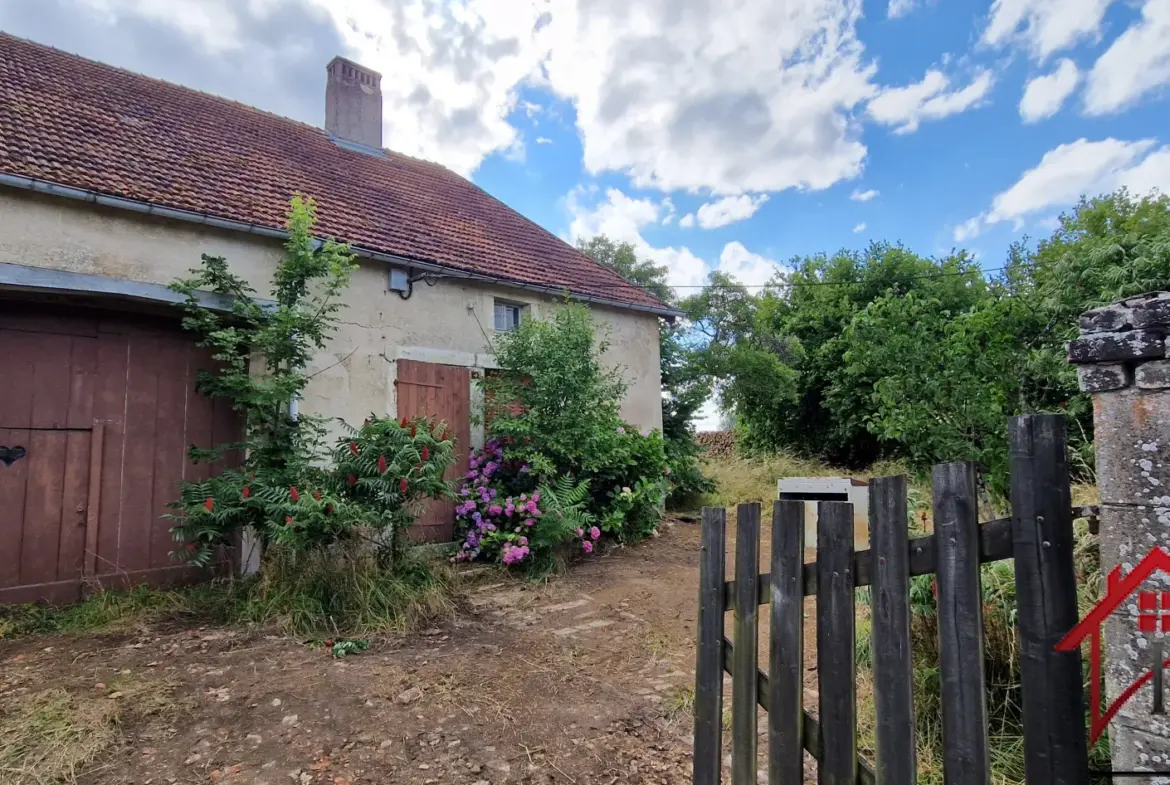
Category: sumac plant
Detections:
[
  {"x1": 169, "y1": 416, "x2": 455, "y2": 565},
  {"x1": 330, "y1": 415, "x2": 456, "y2": 553}
]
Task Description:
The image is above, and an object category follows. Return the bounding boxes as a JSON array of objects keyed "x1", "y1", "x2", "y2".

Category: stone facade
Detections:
[{"x1": 1069, "y1": 291, "x2": 1170, "y2": 775}]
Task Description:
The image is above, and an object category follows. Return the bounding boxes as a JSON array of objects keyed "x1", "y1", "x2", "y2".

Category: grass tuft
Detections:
[
  {"x1": 0, "y1": 680, "x2": 174, "y2": 785},
  {"x1": 233, "y1": 543, "x2": 459, "y2": 636},
  {"x1": 1, "y1": 544, "x2": 459, "y2": 641}
]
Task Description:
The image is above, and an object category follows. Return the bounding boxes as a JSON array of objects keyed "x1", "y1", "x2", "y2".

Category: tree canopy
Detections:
[{"x1": 679, "y1": 189, "x2": 1170, "y2": 490}]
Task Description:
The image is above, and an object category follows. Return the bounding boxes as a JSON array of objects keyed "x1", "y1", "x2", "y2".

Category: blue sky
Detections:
[
  {"x1": 4, "y1": 0, "x2": 1168, "y2": 298},
  {"x1": 469, "y1": 0, "x2": 1170, "y2": 290}
]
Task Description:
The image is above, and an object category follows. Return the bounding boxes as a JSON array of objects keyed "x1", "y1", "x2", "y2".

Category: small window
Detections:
[{"x1": 493, "y1": 301, "x2": 525, "y2": 332}]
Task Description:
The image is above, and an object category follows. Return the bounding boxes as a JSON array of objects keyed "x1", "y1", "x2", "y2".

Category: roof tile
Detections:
[{"x1": 0, "y1": 33, "x2": 669, "y2": 313}]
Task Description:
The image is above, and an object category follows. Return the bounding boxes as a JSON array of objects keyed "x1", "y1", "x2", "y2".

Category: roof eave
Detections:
[{"x1": 0, "y1": 172, "x2": 683, "y2": 319}]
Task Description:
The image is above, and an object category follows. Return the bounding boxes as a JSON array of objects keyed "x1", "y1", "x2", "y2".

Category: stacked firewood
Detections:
[{"x1": 695, "y1": 430, "x2": 736, "y2": 458}]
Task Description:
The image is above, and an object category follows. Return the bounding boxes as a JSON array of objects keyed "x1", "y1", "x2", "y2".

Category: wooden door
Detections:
[
  {"x1": 395, "y1": 359, "x2": 471, "y2": 542},
  {"x1": 0, "y1": 318, "x2": 97, "y2": 604},
  {"x1": 0, "y1": 302, "x2": 242, "y2": 604}
]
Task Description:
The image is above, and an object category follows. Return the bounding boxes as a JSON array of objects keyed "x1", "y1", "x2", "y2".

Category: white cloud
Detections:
[
  {"x1": 1019, "y1": 58, "x2": 1079, "y2": 122},
  {"x1": 679, "y1": 214, "x2": 696, "y2": 229},
  {"x1": 2, "y1": 0, "x2": 552, "y2": 178},
  {"x1": 535, "y1": 136, "x2": 553, "y2": 144},
  {"x1": 661, "y1": 197, "x2": 677, "y2": 225},
  {"x1": 850, "y1": 187, "x2": 879, "y2": 202},
  {"x1": 853, "y1": 222, "x2": 866, "y2": 233},
  {"x1": 566, "y1": 186, "x2": 709, "y2": 292},
  {"x1": 717, "y1": 242, "x2": 786, "y2": 287},
  {"x1": 888, "y1": 0, "x2": 917, "y2": 19},
  {"x1": 313, "y1": 0, "x2": 551, "y2": 177},
  {"x1": 957, "y1": 137, "x2": 1170, "y2": 237},
  {"x1": 542, "y1": 0, "x2": 877, "y2": 194},
  {"x1": 1084, "y1": 0, "x2": 1170, "y2": 115},
  {"x1": 867, "y1": 69, "x2": 994, "y2": 134},
  {"x1": 953, "y1": 214, "x2": 985, "y2": 242},
  {"x1": 692, "y1": 194, "x2": 770, "y2": 229},
  {"x1": 982, "y1": 0, "x2": 1115, "y2": 60}
]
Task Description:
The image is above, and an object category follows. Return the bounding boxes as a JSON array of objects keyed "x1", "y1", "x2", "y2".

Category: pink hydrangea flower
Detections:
[
  {"x1": 582, "y1": 541, "x2": 594, "y2": 553},
  {"x1": 590, "y1": 526, "x2": 601, "y2": 540}
]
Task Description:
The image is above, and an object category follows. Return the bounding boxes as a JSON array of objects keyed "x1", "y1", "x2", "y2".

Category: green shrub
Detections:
[
  {"x1": 168, "y1": 415, "x2": 455, "y2": 564},
  {"x1": 477, "y1": 304, "x2": 669, "y2": 558}
]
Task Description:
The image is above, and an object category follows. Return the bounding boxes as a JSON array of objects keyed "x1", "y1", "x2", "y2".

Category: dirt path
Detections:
[{"x1": 1, "y1": 520, "x2": 716, "y2": 785}]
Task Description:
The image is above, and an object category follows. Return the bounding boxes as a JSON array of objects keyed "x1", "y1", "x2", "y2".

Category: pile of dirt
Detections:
[{"x1": 695, "y1": 430, "x2": 735, "y2": 458}]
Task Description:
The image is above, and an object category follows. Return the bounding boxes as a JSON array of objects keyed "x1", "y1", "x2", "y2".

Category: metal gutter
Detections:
[
  {"x1": 0, "y1": 260, "x2": 278, "y2": 312},
  {"x1": 0, "y1": 173, "x2": 683, "y2": 319}
]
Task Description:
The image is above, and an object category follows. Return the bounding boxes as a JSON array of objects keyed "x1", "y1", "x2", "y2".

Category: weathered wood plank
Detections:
[
  {"x1": 769, "y1": 499, "x2": 804, "y2": 785},
  {"x1": 1009, "y1": 415, "x2": 1089, "y2": 785},
  {"x1": 732, "y1": 503, "x2": 761, "y2": 785},
  {"x1": 722, "y1": 637, "x2": 877, "y2": 785},
  {"x1": 694, "y1": 507, "x2": 727, "y2": 785},
  {"x1": 817, "y1": 500, "x2": 857, "y2": 785},
  {"x1": 869, "y1": 475, "x2": 916, "y2": 785},
  {"x1": 933, "y1": 462, "x2": 990, "y2": 785},
  {"x1": 725, "y1": 516, "x2": 1015, "y2": 609}
]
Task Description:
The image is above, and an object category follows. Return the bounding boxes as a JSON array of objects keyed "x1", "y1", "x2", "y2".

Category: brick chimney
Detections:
[{"x1": 325, "y1": 56, "x2": 382, "y2": 149}]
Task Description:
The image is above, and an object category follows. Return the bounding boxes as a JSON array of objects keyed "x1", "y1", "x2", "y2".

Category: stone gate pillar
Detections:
[{"x1": 1069, "y1": 291, "x2": 1170, "y2": 773}]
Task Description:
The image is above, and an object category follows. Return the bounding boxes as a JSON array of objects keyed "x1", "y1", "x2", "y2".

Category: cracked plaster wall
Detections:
[{"x1": 0, "y1": 190, "x2": 664, "y2": 444}]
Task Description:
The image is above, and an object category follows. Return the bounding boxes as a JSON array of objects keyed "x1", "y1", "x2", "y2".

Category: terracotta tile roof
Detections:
[{"x1": 0, "y1": 33, "x2": 672, "y2": 314}]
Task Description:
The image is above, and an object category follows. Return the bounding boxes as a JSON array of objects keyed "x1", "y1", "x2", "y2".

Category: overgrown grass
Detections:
[
  {"x1": 700, "y1": 451, "x2": 908, "y2": 525},
  {"x1": 0, "y1": 679, "x2": 175, "y2": 785},
  {"x1": 701, "y1": 452, "x2": 1106, "y2": 785},
  {"x1": 231, "y1": 544, "x2": 458, "y2": 636},
  {"x1": 0, "y1": 545, "x2": 458, "y2": 640},
  {"x1": 0, "y1": 584, "x2": 231, "y2": 639}
]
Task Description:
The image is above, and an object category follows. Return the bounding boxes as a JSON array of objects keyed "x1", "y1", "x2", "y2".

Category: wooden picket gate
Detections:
[{"x1": 693, "y1": 414, "x2": 1094, "y2": 785}]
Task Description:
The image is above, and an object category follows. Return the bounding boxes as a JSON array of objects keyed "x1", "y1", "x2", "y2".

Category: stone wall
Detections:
[{"x1": 1069, "y1": 291, "x2": 1170, "y2": 775}]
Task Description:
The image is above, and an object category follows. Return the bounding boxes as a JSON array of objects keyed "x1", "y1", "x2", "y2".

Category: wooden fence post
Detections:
[
  {"x1": 770, "y1": 499, "x2": 805, "y2": 785},
  {"x1": 695, "y1": 506, "x2": 727, "y2": 785},
  {"x1": 817, "y1": 500, "x2": 857, "y2": 785},
  {"x1": 1009, "y1": 415, "x2": 1089, "y2": 785},
  {"x1": 870, "y1": 475, "x2": 917, "y2": 785},
  {"x1": 932, "y1": 461, "x2": 990, "y2": 785},
  {"x1": 732, "y1": 503, "x2": 761, "y2": 785}
]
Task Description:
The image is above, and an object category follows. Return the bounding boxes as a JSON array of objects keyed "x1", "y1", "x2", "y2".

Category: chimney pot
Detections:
[{"x1": 325, "y1": 56, "x2": 382, "y2": 149}]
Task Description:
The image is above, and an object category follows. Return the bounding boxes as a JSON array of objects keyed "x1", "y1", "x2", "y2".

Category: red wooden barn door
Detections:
[
  {"x1": 395, "y1": 359, "x2": 471, "y2": 542},
  {"x1": 0, "y1": 316, "x2": 98, "y2": 605},
  {"x1": 0, "y1": 302, "x2": 242, "y2": 604},
  {"x1": 89, "y1": 316, "x2": 241, "y2": 590}
]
